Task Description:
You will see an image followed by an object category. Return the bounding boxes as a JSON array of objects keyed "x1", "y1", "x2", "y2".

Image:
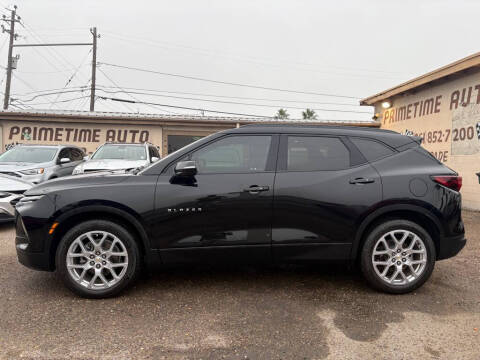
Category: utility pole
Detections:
[
  {"x1": 90, "y1": 27, "x2": 98, "y2": 111},
  {"x1": 2, "y1": 6, "x2": 20, "y2": 110}
]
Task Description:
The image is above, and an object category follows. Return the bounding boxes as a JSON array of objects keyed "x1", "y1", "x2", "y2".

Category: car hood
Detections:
[
  {"x1": 0, "y1": 161, "x2": 51, "y2": 172},
  {"x1": 78, "y1": 159, "x2": 148, "y2": 171},
  {"x1": 0, "y1": 174, "x2": 33, "y2": 192},
  {"x1": 24, "y1": 172, "x2": 131, "y2": 196}
]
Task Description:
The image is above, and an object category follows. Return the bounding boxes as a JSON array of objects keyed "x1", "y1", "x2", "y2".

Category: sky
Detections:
[{"x1": 0, "y1": 0, "x2": 479, "y2": 121}]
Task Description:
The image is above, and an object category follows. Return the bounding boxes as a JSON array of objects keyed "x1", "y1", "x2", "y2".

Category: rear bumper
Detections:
[{"x1": 437, "y1": 234, "x2": 466, "y2": 260}]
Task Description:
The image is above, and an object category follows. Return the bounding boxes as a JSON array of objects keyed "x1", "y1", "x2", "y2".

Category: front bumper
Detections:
[
  {"x1": 16, "y1": 245, "x2": 52, "y2": 271},
  {"x1": 437, "y1": 234, "x2": 466, "y2": 260},
  {"x1": 15, "y1": 195, "x2": 56, "y2": 271},
  {"x1": 15, "y1": 215, "x2": 53, "y2": 271}
]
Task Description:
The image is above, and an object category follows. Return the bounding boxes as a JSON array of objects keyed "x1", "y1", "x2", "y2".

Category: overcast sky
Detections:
[{"x1": 0, "y1": 0, "x2": 478, "y2": 120}]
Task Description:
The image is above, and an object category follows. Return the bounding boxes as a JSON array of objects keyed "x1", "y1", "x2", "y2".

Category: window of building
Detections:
[
  {"x1": 287, "y1": 136, "x2": 350, "y2": 171},
  {"x1": 167, "y1": 135, "x2": 204, "y2": 154}
]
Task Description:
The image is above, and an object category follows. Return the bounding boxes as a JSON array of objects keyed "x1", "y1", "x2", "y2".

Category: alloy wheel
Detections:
[
  {"x1": 66, "y1": 231, "x2": 129, "y2": 290},
  {"x1": 371, "y1": 229, "x2": 427, "y2": 286}
]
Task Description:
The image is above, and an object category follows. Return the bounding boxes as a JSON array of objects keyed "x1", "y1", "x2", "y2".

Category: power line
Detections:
[
  {"x1": 11, "y1": 85, "x2": 371, "y2": 114},
  {"x1": 93, "y1": 87, "x2": 371, "y2": 114},
  {"x1": 97, "y1": 67, "x2": 179, "y2": 115},
  {"x1": 98, "y1": 95, "x2": 372, "y2": 121},
  {"x1": 20, "y1": 21, "x2": 91, "y2": 86},
  {"x1": 98, "y1": 96, "x2": 273, "y2": 118},
  {"x1": 11, "y1": 72, "x2": 37, "y2": 92},
  {"x1": 16, "y1": 65, "x2": 88, "y2": 74},
  {"x1": 11, "y1": 85, "x2": 87, "y2": 96},
  {"x1": 101, "y1": 30, "x2": 406, "y2": 77},
  {"x1": 11, "y1": 84, "x2": 361, "y2": 107},
  {"x1": 98, "y1": 62, "x2": 361, "y2": 99},
  {"x1": 11, "y1": 95, "x2": 89, "y2": 106},
  {"x1": 49, "y1": 47, "x2": 92, "y2": 109},
  {"x1": 94, "y1": 84, "x2": 360, "y2": 106},
  {"x1": 11, "y1": 88, "x2": 89, "y2": 102}
]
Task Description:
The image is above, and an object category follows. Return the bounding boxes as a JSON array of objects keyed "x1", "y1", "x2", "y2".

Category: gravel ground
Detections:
[{"x1": 0, "y1": 211, "x2": 479, "y2": 360}]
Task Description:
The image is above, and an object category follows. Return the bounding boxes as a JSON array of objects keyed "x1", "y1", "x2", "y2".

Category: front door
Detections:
[
  {"x1": 272, "y1": 134, "x2": 382, "y2": 262},
  {"x1": 151, "y1": 134, "x2": 278, "y2": 264}
]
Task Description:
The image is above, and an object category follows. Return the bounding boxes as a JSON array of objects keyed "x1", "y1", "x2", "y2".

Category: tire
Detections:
[
  {"x1": 360, "y1": 219, "x2": 436, "y2": 294},
  {"x1": 56, "y1": 220, "x2": 141, "y2": 298}
]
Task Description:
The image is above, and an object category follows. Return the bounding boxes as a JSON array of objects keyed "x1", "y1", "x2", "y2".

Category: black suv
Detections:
[{"x1": 15, "y1": 125, "x2": 466, "y2": 298}]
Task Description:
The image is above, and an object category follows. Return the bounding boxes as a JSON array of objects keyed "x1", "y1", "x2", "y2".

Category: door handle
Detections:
[
  {"x1": 244, "y1": 185, "x2": 270, "y2": 193},
  {"x1": 349, "y1": 177, "x2": 375, "y2": 184}
]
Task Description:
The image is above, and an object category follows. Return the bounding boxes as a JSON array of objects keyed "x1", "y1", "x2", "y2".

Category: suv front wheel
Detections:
[
  {"x1": 56, "y1": 220, "x2": 141, "y2": 298},
  {"x1": 360, "y1": 219, "x2": 436, "y2": 294}
]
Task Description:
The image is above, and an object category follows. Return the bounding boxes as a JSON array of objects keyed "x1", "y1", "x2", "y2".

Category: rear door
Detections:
[{"x1": 272, "y1": 134, "x2": 382, "y2": 262}]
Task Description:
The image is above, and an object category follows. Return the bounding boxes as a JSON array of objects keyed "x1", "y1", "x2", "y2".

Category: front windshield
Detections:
[
  {"x1": 0, "y1": 146, "x2": 57, "y2": 163},
  {"x1": 92, "y1": 145, "x2": 146, "y2": 161}
]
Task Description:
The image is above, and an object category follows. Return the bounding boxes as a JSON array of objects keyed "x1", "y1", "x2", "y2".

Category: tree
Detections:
[
  {"x1": 302, "y1": 108, "x2": 318, "y2": 120},
  {"x1": 274, "y1": 108, "x2": 289, "y2": 119}
]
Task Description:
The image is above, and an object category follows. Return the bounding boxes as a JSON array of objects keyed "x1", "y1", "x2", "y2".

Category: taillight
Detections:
[{"x1": 431, "y1": 175, "x2": 462, "y2": 191}]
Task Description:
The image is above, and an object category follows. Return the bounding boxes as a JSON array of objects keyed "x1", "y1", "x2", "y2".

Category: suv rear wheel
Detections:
[
  {"x1": 360, "y1": 219, "x2": 436, "y2": 294},
  {"x1": 56, "y1": 220, "x2": 141, "y2": 298}
]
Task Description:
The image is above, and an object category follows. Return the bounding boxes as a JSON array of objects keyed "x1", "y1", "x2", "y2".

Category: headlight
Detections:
[{"x1": 19, "y1": 168, "x2": 44, "y2": 175}]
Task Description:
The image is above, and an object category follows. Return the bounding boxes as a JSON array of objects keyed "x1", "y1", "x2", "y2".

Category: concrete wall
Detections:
[{"x1": 375, "y1": 70, "x2": 480, "y2": 210}]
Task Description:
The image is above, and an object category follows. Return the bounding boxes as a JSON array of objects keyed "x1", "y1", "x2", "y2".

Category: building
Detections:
[
  {"x1": 0, "y1": 109, "x2": 377, "y2": 156},
  {"x1": 361, "y1": 52, "x2": 480, "y2": 210}
]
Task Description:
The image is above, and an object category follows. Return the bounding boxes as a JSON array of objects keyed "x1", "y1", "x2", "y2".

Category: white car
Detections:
[
  {"x1": 0, "y1": 174, "x2": 33, "y2": 222},
  {"x1": 73, "y1": 142, "x2": 160, "y2": 175}
]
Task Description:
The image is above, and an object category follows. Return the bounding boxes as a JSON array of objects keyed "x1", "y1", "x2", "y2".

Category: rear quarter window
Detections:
[{"x1": 350, "y1": 137, "x2": 395, "y2": 162}]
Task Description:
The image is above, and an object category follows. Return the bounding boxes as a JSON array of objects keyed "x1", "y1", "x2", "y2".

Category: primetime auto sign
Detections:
[
  {"x1": 383, "y1": 84, "x2": 480, "y2": 124},
  {"x1": 7, "y1": 125, "x2": 150, "y2": 143}
]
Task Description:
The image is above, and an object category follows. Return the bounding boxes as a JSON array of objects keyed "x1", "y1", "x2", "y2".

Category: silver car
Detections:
[
  {"x1": 0, "y1": 174, "x2": 32, "y2": 221},
  {"x1": 73, "y1": 142, "x2": 160, "y2": 174},
  {"x1": 0, "y1": 144, "x2": 85, "y2": 183}
]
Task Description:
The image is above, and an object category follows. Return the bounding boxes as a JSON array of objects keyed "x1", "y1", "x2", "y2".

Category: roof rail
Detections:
[{"x1": 239, "y1": 123, "x2": 389, "y2": 132}]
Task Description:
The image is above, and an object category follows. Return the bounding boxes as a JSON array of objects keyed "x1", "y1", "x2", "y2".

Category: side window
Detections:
[
  {"x1": 58, "y1": 148, "x2": 71, "y2": 161},
  {"x1": 287, "y1": 136, "x2": 350, "y2": 171},
  {"x1": 70, "y1": 148, "x2": 83, "y2": 161},
  {"x1": 149, "y1": 146, "x2": 160, "y2": 159},
  {"x1": 350, "y1": 137, "x2": 395, "y2": 162},
  {"x1": 190, "y1": 135, "x2": 272, "y2": 174}
]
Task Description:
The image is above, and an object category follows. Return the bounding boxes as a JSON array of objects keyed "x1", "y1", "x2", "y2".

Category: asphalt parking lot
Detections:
[{"x1": 0, "y1": 212, "x2": 479, "y2": 360}]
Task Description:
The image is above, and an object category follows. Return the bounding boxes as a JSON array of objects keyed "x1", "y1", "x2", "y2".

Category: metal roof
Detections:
[
  {"x1": 360, "y1": 51, "x2": 480, "y2": 106},
  {"x1": 0, "y1": 109, "x2": 378, "y2": 126}
]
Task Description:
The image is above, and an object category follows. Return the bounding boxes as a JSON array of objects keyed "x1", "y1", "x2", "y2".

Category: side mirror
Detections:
[
  {"x1": 151, "y1": 156, "x2": 159, "y2": 163},
  {"x1": 59, "y1": 157, "x2": 71, "y2": 164},
  {"x1": 175, "y1": 160, "x2": 197, "y2": 177},
  {"x1": 83, "y1": 155, "x2": 89, "y2": 161}
]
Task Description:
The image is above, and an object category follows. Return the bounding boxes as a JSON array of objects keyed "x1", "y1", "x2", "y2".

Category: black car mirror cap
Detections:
[{"x1": 175, "y1": 160, "x2": 197, "y2": 177}]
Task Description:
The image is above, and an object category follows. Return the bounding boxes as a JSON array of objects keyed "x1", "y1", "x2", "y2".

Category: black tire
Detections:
[
  {"x1": 56, "y1": 220, "x2": 141, "y2": 298},
  {"x1": 360, "y1": 219, "x2": 436, "y2": 294}
]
